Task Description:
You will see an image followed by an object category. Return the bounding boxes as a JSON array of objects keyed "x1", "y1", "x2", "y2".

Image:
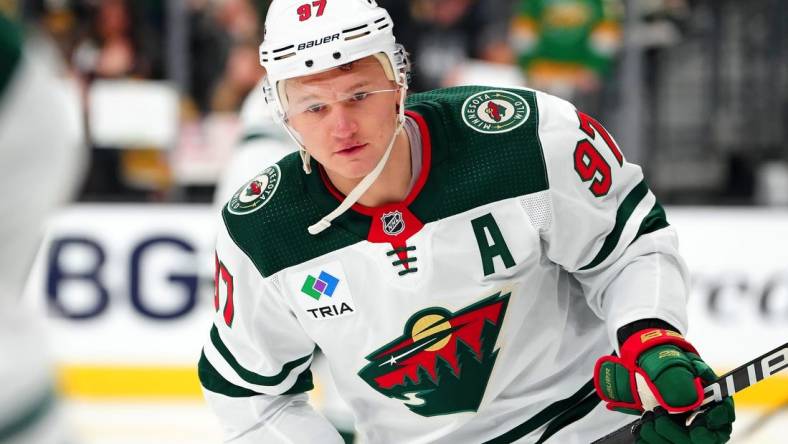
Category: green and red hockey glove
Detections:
[
  {"x1": 636, "y1": 404, "x2": 735, "y2": 444},
  {"x1": 594, "y1": 328, "x2": 735, "y2": 444},
  {"x1": 595, "y1": 328, "x2": 704, "y2": 414}
]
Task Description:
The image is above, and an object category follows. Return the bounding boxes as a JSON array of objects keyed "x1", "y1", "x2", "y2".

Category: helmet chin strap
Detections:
[
  {"x1": 279, "y1": 124, "x2": 314, "y2": 174},
  {"x1": 308, "y1": 87, "x2": 407, "y2": 235},
  {"x1": 299, "y1": 148, "x2": 313, "y2": 174}
]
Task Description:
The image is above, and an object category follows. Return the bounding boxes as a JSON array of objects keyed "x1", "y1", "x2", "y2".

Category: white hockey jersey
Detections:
[
  {"x1": 199, "y1": 86, "x2": 690, "y2": 443},
  {"x1": 0, "y1": 14, "x2": 84, "y2": 444}
]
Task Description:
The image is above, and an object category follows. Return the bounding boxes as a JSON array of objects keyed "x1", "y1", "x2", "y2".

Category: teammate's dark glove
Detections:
[{"x1": 593, "y1": 328, "x2": 735, "y2": 444}]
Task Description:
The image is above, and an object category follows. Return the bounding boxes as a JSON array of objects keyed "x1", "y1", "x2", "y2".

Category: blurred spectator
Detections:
[
  {"x1": 190, "y1": 0, "x2": 263, "y2": 113},
  {"x1": 19, "y1": 0, "x2": 271, "y2": 204},
  {"x1": 210, "y1": 38, "x2": 263, "y2": 112},
  {"x1": 174, "y1": 0, "x2": 266, "y2": 203},
  {"x1": 214, "y1": 0, "x2": 260, "y2": 42},
  {"x1": 14, "y1": 0, "x2": 783, "y2": 207},
  {"x1": 71, "y1": 0, "x2": 162, "y2": 81},
  {"x1": 67, "y1": 0, "x2": 168, "y2": 202},
  {"x1": 510, "y1": 0, "x2": 622, "y2": 111},
  {"x1": 380, "y1": 0, "x2": 515, "y2": 92},
  {"x1": 188, "y1": 0, "x2": 232, "y2": 113}
]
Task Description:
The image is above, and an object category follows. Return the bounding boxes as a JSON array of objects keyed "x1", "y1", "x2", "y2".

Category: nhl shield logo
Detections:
[
  {"x1": 461, "y1": 90, "x2": 530, "y2": 134},
  {"x1": 381, "y1": 211, "x2": 405, "y2": 236},
  {"x1": 227, "y1": 165, "x2": 281, "y2": 215}
]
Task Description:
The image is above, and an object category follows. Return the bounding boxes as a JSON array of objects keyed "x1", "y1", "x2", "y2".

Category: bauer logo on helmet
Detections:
[{"x1": 298, "y1": 33, "x2": 340, "y2": 51}]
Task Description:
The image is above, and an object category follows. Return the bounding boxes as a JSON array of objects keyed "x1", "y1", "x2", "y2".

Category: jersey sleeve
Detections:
[
  {"x1": 199, "y1": 217, "x2": 342, "y2": 443},
  {"x1": 533, "y1": 90, "x2": 690, "y2": 348}
]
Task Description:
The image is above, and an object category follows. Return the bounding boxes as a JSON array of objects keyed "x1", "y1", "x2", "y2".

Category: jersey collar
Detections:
[
  {"x1": 304, "y1": 110, "x2": 433, "y2": 240},
  {"x1": 318, "y1": 111, "x2": 432, "y2": 216}
]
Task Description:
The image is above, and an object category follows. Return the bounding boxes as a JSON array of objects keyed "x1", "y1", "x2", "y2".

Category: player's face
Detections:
[{"x1": 283, "y1": 56, "x2": 400, "y2": 180}]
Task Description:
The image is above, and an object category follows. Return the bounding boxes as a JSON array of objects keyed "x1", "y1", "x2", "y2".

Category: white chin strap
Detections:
[{"x1": 307, "y1": 88, "x2": 407, "y2": 235}]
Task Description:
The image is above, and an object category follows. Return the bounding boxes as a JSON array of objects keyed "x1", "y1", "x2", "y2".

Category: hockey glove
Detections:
[{"x1": 593, "y1": 328, "x2": 735, "y2": 444}]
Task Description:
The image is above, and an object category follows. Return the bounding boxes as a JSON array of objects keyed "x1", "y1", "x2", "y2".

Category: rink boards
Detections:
[{"x1": 23, "y1": 205, "x2": 788, "y2": 443}]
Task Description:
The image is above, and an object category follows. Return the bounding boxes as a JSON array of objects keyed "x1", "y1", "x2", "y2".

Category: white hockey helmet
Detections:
[
  {"x1": 259, "y1": 0, "x2": 409, "y2": 126},
  {"x1": 259, "y1": 0, "x2": 411, "y2": 235}
]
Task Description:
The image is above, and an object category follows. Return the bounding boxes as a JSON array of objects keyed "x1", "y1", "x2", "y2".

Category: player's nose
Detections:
[{"x1": 328, "y1": 106, "x2": 358, "y2": 139}]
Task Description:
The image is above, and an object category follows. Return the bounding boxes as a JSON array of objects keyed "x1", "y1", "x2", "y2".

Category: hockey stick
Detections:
[{"x1": 591, "y1": 341, "x2": 788, "y2": 444}]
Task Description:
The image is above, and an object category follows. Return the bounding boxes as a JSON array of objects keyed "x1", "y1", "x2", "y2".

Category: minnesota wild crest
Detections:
[
  {"x1": 358, "y1": 292, "x2": 510, "y2": 417},
  {"x1": 227, "y1": 165, "x2": 281, "y2": 215},
  {"x1": 461, "y1": 90, "x2": 530, "y2": 134}
]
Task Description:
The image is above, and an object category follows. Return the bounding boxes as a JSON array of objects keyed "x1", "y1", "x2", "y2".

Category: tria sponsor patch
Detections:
[
  {"x1": 301, "y1": 271, "x2": 339, "y2": 300},
  {"x1": 289, "y1": 261, "x2": 356, "y2": 320}
]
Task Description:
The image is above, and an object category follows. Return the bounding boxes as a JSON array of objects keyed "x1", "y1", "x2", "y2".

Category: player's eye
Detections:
[
  {"x1": 305, "y1": 103, "x2": 327, "y2": 113},
  {"x1": 349, "y1": 91, "x2": 369, "y2": 102}
]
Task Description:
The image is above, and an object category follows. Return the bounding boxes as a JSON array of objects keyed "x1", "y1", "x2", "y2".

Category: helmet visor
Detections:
[
  {"x1": 285, "y1": 86, "x2": 399, "y2": 125},
  {"x1": 279, "y1": 57, "x2": 400, "y2": 136}
]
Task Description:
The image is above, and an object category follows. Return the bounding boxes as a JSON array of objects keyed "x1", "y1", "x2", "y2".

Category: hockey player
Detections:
[
  {"x1": 198, "y1": 1, "x2": 735, "y2": 442},
  {"x1": 0, "y1": 12, "x2": 85, "y2": 444}
]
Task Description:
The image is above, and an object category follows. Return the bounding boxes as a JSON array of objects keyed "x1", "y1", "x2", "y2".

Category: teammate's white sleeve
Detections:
[
  {"x1": 199, "y1": 220, "x2": 343, "y2": 443},
  {"x1": 534, "y1": 90, "x2": 689, "y2": 348},
  {"x1": 0, "y1": 21, "x2": 85, "y2": 444},
  {"x1": 212, "y1": 77, "x2": 294, "y2": 209}
]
